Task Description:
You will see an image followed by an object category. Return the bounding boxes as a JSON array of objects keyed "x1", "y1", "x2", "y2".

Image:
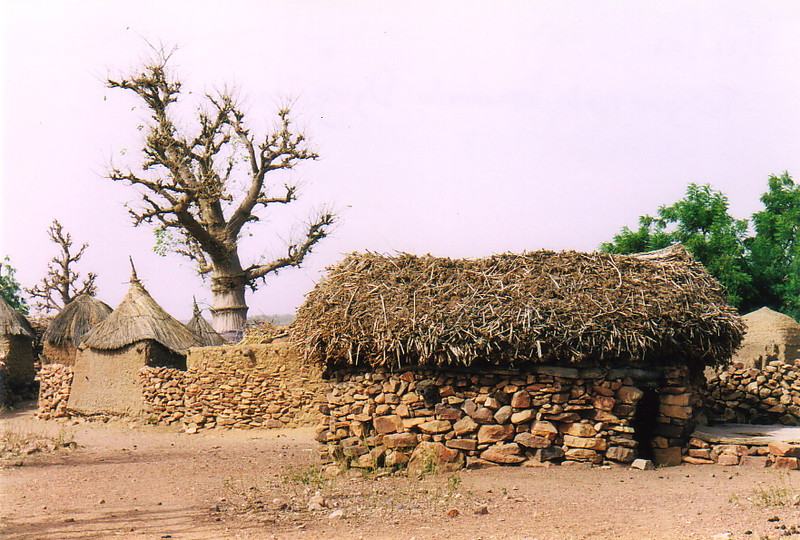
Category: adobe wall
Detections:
[
  {"x1": 42, "y1": 342, "x2": 78, "y2": 366},
  {"x1": 318, "y1": 365, "x2": 697, "y2": 470},
  {"x1": 67, "y1": 344, "x2": 149, "y2": 416},
  {"x1": 0, "y1": 335, "x2": 36, "y2": 389},
  {"x1": 139, "y1": 341, "x2": 325, "y2": 431},
  {"x1": 706, "y1": 359, "x2": 800, "y2": 426}
]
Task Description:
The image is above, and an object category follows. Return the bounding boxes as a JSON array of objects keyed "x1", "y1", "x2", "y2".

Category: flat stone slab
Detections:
[{"x1": 692, "y1": 424, "x2": 800, "y2": 446}]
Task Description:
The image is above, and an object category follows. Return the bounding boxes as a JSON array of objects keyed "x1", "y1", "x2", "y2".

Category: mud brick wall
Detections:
[
  {"x1": 37, "y1": 363, "x2": 74, "y2": 419},
  {"x1": 139, "y1": 342, "x2": 326, "y2": 431},
  {"x1": 318, "y1": 365, "x2": 697, "y2": 469},
  {"x1": 706, "y1": 359, "x2": 800, "y2": 426}
]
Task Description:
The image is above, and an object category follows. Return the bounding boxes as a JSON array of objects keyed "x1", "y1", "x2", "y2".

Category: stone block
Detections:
[
  {"x1": 531, "y1": 420, "x2": 558, "y2": 440},
  {"x1": 631, "y1": 458, "x2": 655, "y2": 470},
  {"x1": 564, "y1": 448, "x2": 603, "y2": 463},
  {"x1": 716, "y1": 454, "x2": 740, "y2": 466},
  {"x1": 408, "y1": 441, "x2": 465, "y2": 475},
  {"x1": 434, "y1": 404, "x2": 463, "y2": 420},
  {"x1": 453, "y1": 415, "x2": 479, "y2": 435},
  {"x1": 658, "y1": 404, "x2": 692, "y2": 420},
  {"x1": 563, "y1": 435, "x2": 608, "y2": 451},
  {"x1": 510, "y1": 390, "x2": 531, "y2": 408},
  {"x1": 514, "y1": 433, "x2": 552, "y2": 449},
  {"x1": 418, "y1": 420, "x2": 452, "y2": 435},
  {"x1": 593, "y1": 396, "x2": 616, "y2": 411},
  {"x1": 616, "y1": 386, "x2": 643, "y2": 404},
  {"x1": 773, "y1": 456, "x2": 800, "y2": 470},
  {"x1": 481, "y1": 445, "x2": 525, "y2": 464},
  {"x1": 382, "y1": 432, "x2": 418, "y2": 449},
  {"x1": 510, "y1": 409, "x2": 535, "y2": 424},
  {"x1": 494, "y1": 405, "x2": 513, "y2": 424},
  {"x1": 660, "y1": 393, "x2": 692, "y2": 406},
  {"x1": 470, "y1": 407, "x2": 496, "y2": 424},
  {"x1": 446, "y1": 438, "x2": 478, "y2": 451},
  {"x1": 652, "y1": 447, "x2": 683, "y2": 467},
  {"x1": 682, "y1": 456, "x2": 714, "y2": 465},
  {"x1": 562, "y1": 423, "x2": 597, "y2": 438},
  {"x1": 373, "y1": 415, "x2": 403, "y2": 434},
  {"x1": 739, "y1": 455, "x2": 770, "y2": 468},
  {"x1": 605, "y1": 446, "x2": 636, "y2": 463},
  {"x1": 477, "y1": 424, "x2": 515, "y2": 444},
  {"x1": 768, "y1": 441, "x2": 800, "y2": 457}
]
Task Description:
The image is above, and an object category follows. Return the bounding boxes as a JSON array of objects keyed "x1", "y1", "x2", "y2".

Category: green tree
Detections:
[
  {"x1": 746, "y1": 173, "x2": 800, "y2": 318},
  {"x1": 0, "y1": 257, "x2": 28, "y2": 315},
  {"x1": 602, "y1": 183, "x2": 752, "y2": 308}
]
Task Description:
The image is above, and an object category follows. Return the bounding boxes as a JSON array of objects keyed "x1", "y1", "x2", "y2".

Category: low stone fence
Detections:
[
  {"x1": 685, "y1": 434, "x2": 800, "y2": 469},
  {"x1": 37, "y1": 363, "x2": 73, "y2": 419},
  {"x1": 139, "y1": 341, "x2": 326, "y2": 432},
  {"x1": 706, "y1": 359, "x2": 800, "y2": 426},
  {"x1": 317, "y1": 365, "x2": 697, "y2": 470}
]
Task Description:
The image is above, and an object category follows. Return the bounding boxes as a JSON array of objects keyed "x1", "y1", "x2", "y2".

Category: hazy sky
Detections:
[{"x1": 2, "y1": 1, "x2": 799, "y2": 320}]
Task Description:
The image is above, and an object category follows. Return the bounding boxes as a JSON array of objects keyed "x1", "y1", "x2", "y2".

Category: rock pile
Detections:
[
  {"x1": 37, "y1": 363, "x2": 73, "y2": 419},
  {"x1": 684, "y1": 437, "x2": 800, "y2": 470},
  {"x1": 139, "y1": 342, "x2": 325, "y2": 432},
  {"x1": 317, "y1": 365, "x2": 697, "y2": 470},
  {"x1": 706, "y1": 359, "x2": 800, "y2": 426}
]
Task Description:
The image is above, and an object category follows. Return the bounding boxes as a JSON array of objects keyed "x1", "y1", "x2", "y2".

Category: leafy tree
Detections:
[
  {"x1": 602, "y1": 183, "x2": 752, "y2": 308},
  {"x1": 26, "y1": 219, "x2": 98, "y2": 313},
  {"x1": 107, "y1": 50, "x2": 335, "y2": 337},
  {"x1": 0, "y1": 257, "x2": 28, "y2": 315},
  {"x1": 746, "y1": 173, "x2": 800, "y2": 318}
]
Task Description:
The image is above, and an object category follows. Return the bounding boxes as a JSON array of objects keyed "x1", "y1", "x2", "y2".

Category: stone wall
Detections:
[
  {"x1": 317, "y1": 365, "x2": 697, "y2": 469},
  {"x1": 139, "y1": 341, "x2": 326, "y2": 432},
  {"x1": 706, "y1": 359, "x2": 800, "y2": 426},
  {"x1": 685, "y1": 436, "x2": 800, "y2": 469},
  {"x1": 37, "y1": 363, "x2": 73, "y2": 419}
]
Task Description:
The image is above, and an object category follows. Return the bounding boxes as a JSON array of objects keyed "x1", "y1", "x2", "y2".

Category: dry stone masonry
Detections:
[
  {"x1": 139, "y1": 342, "x2": 325, "y2": 432},
  {"x1": 685, "y1": 436, "x2": 800, "y2": 470},
  {"x1": 706, "y1": 359, "x2": 800, "y2": 426},
  {"x1": 317, "y1": 365, "x2": 698, "y2": 470},
  {"x1": 36, "y1": 363, "x2": 73, "y2": 419}
]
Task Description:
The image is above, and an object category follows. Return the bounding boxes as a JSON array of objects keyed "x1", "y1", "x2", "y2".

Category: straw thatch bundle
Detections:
[
  {"x1": 291, "y1": 245, "x2": 745, "y2": 370},
  {"x1": 81, "y1": 273, "x2": 202, "y2": 354},
  {"x1": 43, "y1": 295, "x2": 112, "y2": 347},
  {"x1": 0, "y1": 296, "x2": 34, "y2": 338},
  {"x1": 187, "y1": 300, "x2": 225, "y2": 346}
]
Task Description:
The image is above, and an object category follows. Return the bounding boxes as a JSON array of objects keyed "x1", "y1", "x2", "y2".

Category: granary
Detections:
[
  {"x1": 41, "y1": 294, "x2": 112, "y2": 366},
  {"x1": 67, "y1": 266, "x2": 203, "y2": 416},
  {"x1": 186, "y1": 299, "x2": 225, "y2": 346},
  {"x1": 291, "y1": 245, "x2": 745, "y2": 469},
  {"x1": 730, "y1": 307, "x2": 800, "y2": 368},
  {"x1": 0, "y1": 295, "x2": 36, "y2": 404}
]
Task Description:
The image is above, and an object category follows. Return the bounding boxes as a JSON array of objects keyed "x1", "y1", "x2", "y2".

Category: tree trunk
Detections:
[{"x1": 210, "y1": 260, "x2": 249, "y2": 341}]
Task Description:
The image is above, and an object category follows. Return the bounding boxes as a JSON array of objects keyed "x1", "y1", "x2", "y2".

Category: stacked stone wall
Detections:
[
  {"x1": 706, "y1": 359, "x2": 800, "y2": 426},
  {"x1": 139, "y1": 342, "x2": 326, "y2": 432},
  {"x1": 37, "y1": 363, "x2": 73, "y2": 419},
  {"x1": 318, "y1": 365, "x2": 696, "y2": 469},
  {"x1": 684, "y1": 437, "x2": 800, "y2": 469}
]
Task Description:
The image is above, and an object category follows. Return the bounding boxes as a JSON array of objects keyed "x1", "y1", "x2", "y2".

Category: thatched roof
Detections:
[
  {"x1": 290, "y1": 245, "x2": 745, "y2": 370},
  {"x1": 0, "y1": 295, "x2": 34, "y2": 338},
  {"x1": 80, "y1": 268, "x2": 203, "y2": 354},
  {"x1": 43, "y1": 294, "x2": 112, "y2": 347},
  {"x1": 186, "y1": 300, "x2": 225, "y2": 346},
  {"x1": 732, "y1": 307, "x2": 800, "y2": 366}
]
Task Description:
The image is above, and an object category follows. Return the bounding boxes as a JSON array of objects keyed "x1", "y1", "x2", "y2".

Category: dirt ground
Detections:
[{"x1": 2, "y1": 402, "x2": 799, "y2": 540}]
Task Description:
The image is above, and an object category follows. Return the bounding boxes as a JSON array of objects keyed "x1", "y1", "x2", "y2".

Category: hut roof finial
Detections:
[{"x1": 129, "y1": 256, "x2": 139, "y2": 283}]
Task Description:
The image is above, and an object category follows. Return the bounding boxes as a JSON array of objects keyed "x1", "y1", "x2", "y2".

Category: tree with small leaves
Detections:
[
  {"x1": 26, "y1": 220, "x2": 97, "y2": 313},
  {"x1": 107, "y1": 49, "x2": 335, "y2": 336},
  {"x1": 0, "y1": 257, "x2": 28, "y2": 315}
]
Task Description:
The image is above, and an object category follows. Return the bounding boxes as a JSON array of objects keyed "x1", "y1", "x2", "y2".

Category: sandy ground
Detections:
[{"x1": 2, "y1": 401, "x2": 799, "y2": 540}]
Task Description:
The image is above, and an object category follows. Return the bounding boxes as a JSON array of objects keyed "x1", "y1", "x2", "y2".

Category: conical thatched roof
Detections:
[
  {"x1": 0, "y1": 295, "x2": 34, "y2": 338},
  {"x1": 43, "y1": 294, "x2": 112, "y2": 347},
  {"x1": 732, "y1": 307, "x2": 800, "y2": 366},
  {"x1": 290, "y1": 245, "x2": 745, "y2": 370},
  {"x1": 186, "y1": 299, "x2": 225, "y2": 346},
  {"x1": 80, "y1": 268, "x2": 203, "y2": 354}
]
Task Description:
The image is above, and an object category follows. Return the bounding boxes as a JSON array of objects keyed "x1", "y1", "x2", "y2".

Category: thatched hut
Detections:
[
  {"x1": 186, "y1": 299, "x2": 225, "y2": 346},
  {"x1": 0, "y1": 295, "x2": 36, "y2": 403},
  {"x1": 731, "y1": 307, "x2": 800, "y2": 368},
  {"x1": 292, "y1": 245, "x2": 746, "y2": 467},
  {"x1": 41, "y1": 294, "x2": 112, "y2": 366},
  {"x1": 67, "y1": 268, "x2": 203, "y2": 416}
]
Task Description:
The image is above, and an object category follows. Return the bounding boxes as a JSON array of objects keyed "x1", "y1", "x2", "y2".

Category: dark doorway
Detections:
[{"x1": 630, "y1": 386, "x2": 660, "y2": 460}]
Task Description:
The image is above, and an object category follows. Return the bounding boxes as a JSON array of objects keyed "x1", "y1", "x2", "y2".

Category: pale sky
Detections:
[{"x1": 2, "y1": 1, "x2": 799, "y2": 320}]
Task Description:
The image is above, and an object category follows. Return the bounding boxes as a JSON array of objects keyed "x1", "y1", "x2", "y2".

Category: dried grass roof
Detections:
[
  {"x1": 0, "y1": 295, "x2": 34, "y2": 338},
  {"x1": 81, "y1": 272, "x2": 203, "y2": 354},
  {"x1": 187, "y1": 300, "x2": 225, "y2": 346},
  {"x1": 290, "y1": 245, "x2": 745, "y2": 370},
  {"x1": 43, "y1": 294, "x2": 112, "y2": 347}
]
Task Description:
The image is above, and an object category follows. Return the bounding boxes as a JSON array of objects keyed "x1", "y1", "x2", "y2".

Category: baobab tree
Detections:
[
  {"x1": 107, "y1": 50, "x2": 335, "y2": 337},
  {"x1": 27, "y1": 219, "x2": 98, "y2": 313}
]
